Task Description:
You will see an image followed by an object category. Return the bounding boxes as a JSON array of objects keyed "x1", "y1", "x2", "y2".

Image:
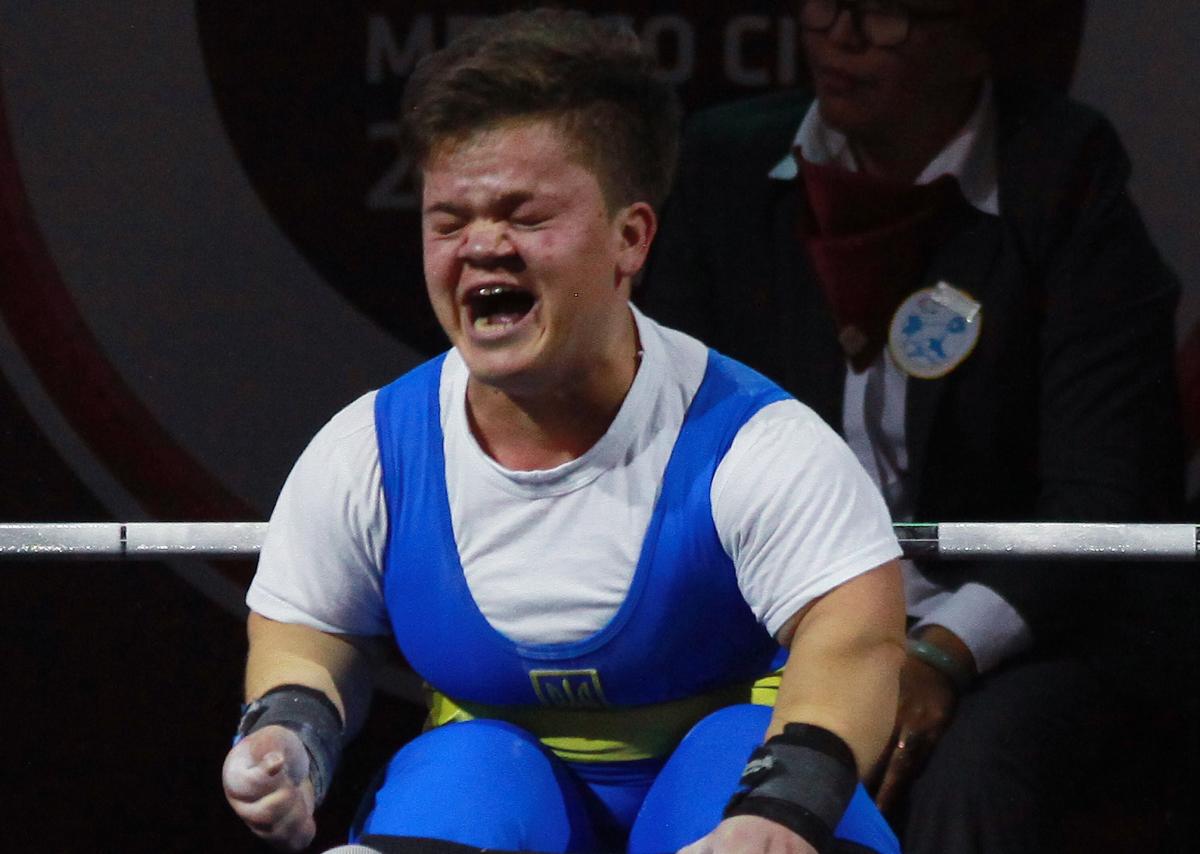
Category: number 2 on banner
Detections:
[{"x1": 366, "y1": 121, "x2": 418, "y2": 211}]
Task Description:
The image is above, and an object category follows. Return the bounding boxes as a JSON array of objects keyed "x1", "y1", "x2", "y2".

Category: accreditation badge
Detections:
[{"x1": 888, "y1": 281, "x2": 982, "y2": 379}]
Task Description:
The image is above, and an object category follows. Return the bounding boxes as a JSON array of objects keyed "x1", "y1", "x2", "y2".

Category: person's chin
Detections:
[
  {"x1": 816, "y1": 94, "x2": 879, "y2": 139},
  {"x1": 460, "y1": 343, "x2": 540, "y2": 390}
]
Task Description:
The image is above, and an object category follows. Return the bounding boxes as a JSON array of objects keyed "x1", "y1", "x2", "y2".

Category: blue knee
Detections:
[
  {"x1": 630, "y1": 704, "x2": 899, "y2": 854},
  {"x1": 629, "y1": 704, "x2": 770, "y2": 852},
  {"x1": 355, "y1": 719, "x2": 596, "y2": 852}
]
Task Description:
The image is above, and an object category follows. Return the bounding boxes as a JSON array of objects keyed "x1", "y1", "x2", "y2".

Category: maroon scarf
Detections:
[{"x1": 796, "y1": 153, "x2": 967, "y2": 371}]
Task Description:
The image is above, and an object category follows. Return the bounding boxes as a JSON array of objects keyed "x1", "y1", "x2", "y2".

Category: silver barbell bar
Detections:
[
  {"x1": 0, "y1": 522, "x2": 267, "y2": 558},
  {"x1": 0, "y1": 522, "x2": 1197, "y2": 561}
]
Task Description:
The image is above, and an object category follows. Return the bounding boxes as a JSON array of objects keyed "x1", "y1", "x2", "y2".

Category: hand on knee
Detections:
[{"x1": 681, "y1": 815, "x2": 818, "y2": 854}]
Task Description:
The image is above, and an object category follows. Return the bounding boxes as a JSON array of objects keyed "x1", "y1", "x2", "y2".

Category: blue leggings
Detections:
[{"x1": 353, "y1": 704, "x2": 898, "y2": 852}]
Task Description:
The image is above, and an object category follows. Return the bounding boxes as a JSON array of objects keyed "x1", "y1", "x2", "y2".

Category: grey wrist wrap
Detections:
[
  {"x1": 723, "y1": 723, "x2": 858, "y2": 853},
  {"x1": 236, "y1": 684, "x2": 344, "y2": 806}
]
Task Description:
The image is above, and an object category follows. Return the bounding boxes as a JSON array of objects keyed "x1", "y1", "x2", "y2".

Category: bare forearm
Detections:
[
  {"x1": 245, "y1": 612, "x2": 376, "y2": 737},
  {"x1": 769, "y1": 561, "x2": 906, "y2": 775}
]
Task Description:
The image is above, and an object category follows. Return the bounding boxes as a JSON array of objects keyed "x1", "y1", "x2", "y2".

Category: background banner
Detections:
[{"x1": 1, "y1": 2, "x2": 1195, "y2": 850}]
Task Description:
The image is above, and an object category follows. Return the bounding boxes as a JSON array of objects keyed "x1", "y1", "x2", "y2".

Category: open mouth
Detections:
[{"x1": 466, "y1": 285, "x2": 537, "y2": 332}]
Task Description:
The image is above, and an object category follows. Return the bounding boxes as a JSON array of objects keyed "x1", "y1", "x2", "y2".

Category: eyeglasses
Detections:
[{"x1": 799, "y1": 0, "x2": 961, "y2": 48}]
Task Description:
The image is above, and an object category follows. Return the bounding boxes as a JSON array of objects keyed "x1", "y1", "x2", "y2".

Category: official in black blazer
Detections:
[{"x1": 638, "y1": 2, "x2": 1181, "y2": 851}]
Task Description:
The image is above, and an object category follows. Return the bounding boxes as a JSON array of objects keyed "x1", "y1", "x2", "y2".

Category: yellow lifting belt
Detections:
[{"x1": 426, "y1": 671, "x2": 782, "y2": 762}]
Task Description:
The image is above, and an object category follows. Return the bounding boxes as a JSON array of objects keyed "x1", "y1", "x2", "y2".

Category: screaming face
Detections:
[{"x1": 420, "y1": 118, "x2": 651, "y2": 399}]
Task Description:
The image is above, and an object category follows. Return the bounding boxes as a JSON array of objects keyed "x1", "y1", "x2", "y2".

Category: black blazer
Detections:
[{"x1": 638, "y1": 84, "x2": 1182, "y2": 648}]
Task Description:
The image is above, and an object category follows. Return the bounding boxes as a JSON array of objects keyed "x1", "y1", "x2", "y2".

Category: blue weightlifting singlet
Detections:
[
  {"x1": 374, "y1": 349, "x2": 790, "y2": 733},
  {"x1": 357, "y1": 349, "x2": 902, "y2": 853}
]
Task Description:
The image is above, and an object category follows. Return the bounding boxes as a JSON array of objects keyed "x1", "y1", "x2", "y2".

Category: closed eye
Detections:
[
  {"x1": 510, "y1": 213, "x2": 550, "y2": 230},
  {"x1": 425, "y1": 216, "x2": 465, "y2": 237}
]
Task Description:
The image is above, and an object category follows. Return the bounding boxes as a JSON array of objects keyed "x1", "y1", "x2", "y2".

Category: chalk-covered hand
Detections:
[
  {"x1": 678, "y1": 814, "x2": 819, "y2": 854},
  {"x1": 223, "y1": 724, "x2": 317, "y2": 851}
]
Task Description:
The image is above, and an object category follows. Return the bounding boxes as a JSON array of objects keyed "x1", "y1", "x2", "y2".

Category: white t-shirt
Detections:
[{"x1": 248, "y1": 308, "x2": 900, "y2": 645}]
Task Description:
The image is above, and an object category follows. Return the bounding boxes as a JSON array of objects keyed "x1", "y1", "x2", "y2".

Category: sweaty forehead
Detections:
[{"x1": 422, "y1": 122, "x2": 599, "y2": 204}]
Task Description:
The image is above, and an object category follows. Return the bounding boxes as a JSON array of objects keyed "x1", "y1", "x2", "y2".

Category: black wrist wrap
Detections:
[
  {"x1": 723, "y1": 723, "x2": 858, "y2": 853},
  {"x1": 236, "y1": 684, "x2": 344, "y2": 806}
]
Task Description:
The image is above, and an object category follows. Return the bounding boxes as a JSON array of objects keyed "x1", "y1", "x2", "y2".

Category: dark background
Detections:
[
  {"x1": 0, "y1": 374, "x2": 428, "y2": 852},
  {"x1": 3, "y1": 2, "x2": 1196, "y2": 851}
]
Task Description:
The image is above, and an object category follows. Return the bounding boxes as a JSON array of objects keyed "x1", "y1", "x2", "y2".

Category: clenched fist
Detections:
[{"x1": 223, "y1": 724, "x2": 317, "y2": 851}]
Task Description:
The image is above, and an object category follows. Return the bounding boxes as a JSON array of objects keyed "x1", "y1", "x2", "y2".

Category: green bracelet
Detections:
[{"x1": 906, "y1": 638, "x2": 973, "y2": 693}]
